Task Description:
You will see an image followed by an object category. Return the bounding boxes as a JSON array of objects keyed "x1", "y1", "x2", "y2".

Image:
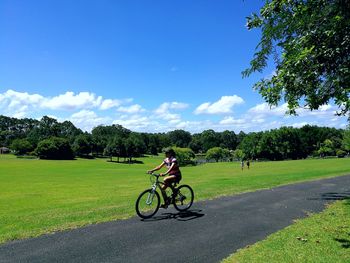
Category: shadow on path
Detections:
[
  {"x1": 141, "y1": 209, "x2": 205, "y2": 222},
  {"x1": 309, "y1": 191, "x2": 350, "y2": 201}
]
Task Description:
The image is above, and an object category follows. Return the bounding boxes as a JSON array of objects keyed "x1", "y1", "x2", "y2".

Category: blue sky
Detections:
[{"x1": 0, "y1": 0, "x2": 348, "y2": 132}]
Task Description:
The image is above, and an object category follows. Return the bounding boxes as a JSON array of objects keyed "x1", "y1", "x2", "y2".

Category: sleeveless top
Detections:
[{"x1": 163, "y1": 157, "x2": 181, "y2": 176}]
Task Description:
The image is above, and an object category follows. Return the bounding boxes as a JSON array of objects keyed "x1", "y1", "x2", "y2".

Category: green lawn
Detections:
[
  {"x1": 223, "y1": 199, "x2": 350, "y2": 263},
  {"x1": 0, "y1": 154, "x2": 349, "y2": 244}
]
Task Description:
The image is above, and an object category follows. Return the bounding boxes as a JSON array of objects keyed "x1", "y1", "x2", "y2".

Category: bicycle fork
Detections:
[{"x1": 146, "y1": 185, "x2": 157, "y2": 205}]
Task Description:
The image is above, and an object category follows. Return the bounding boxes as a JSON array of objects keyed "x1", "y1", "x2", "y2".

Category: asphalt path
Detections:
[{"x1": 1, "y1": 174, "x2": 350, "y2": 263}]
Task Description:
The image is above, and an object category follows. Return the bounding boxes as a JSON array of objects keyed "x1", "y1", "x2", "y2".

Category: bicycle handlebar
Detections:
[{"x1": 147, "y1": 172, "x2": 160, "y2": 177}]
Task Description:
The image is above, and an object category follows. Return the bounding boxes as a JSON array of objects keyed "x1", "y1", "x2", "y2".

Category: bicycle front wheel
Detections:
[
  {"x1": 135, "y1": 189, "x2": 160, "y2": 219},
  {"x1": 173, "y1": 185, "x2": 194, "y2": 211}
]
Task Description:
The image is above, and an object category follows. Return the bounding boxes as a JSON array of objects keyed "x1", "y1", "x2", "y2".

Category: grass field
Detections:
[
  {"x1": 0, "y1": 154, "x2": 349, "y2": 244},
  {"x1": 223, "y1": 199, "x2": 350, "y2": 263}
]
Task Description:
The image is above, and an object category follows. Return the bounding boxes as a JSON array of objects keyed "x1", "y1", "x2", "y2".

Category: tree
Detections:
[
  {"x1": 103, "y1": 137, "x2": 125, "y2": 162},
  {"x1": 35, "y1": 137, "x2": 74, "y2": 160},
  {"x1": 168, "y1": 130, "x2": 192, "y2": 148},
  {"x1": 205, "y1": 147, "x2": 230, "y2": 162},
  {"x1": 189, "y1": 134, "x2": 202, "y2": 153},
  {"x1": 238, "y1": 132, "x2": 262, "y2": 159},
  {"x1": 172, "y1": 147, "x2": 195, "y2": 166},
  {"x1": 220, "y1": 130, "x2": 238, "y2": 150},
  {"x1": 342, "y1": 127, "x2": 350, "y2": 154},
  {"x1": 73, "y1": 133, "x2": 93, "y2": 157},
  {"x1": 200, "y1": 130, "x2": 221, "y2": 152},
  {"x1": 10, "y1": 139, "x2": 33, "y2": 155},
  {"x1": 243, "y1": 0, "x2": 350, "y2": 116},
  {"x1": 317, "y1": 139, "x2": 335, "y2": 157},
  {"x1": 233, "y1": 149, "x2": 245, "y2": 161},
  {"x1": 92, "y1": 124, "x2": 130, "y2": 156},
  {"x1": 124, "y1": 133, "x2": 146, "y2": 162}
]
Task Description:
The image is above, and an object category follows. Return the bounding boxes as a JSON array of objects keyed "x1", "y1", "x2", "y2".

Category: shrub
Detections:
[
  {"x1": 172, "y1": 147, "x2": 195, "y2": 166},
  {"x1": 10, "y1": 139, "x2": 34, "y2": 155},
  {"x1": 206, "y1": 147, "x2": 231, "y2": 162},
  {"x1": 35, "y1": 137, "x2": 74, "y2": 160},
  {"x1": 336, "y1": 149, "x2": 346, "y2": 158}
]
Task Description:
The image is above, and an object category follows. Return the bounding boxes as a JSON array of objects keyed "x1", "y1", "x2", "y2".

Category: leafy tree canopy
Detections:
[
  {"x1": 243, "y1": 0, "x2": 350, "y2": 117},
  {"x1": 35, "y1": 137, "x2": 74, "y2": 160}
]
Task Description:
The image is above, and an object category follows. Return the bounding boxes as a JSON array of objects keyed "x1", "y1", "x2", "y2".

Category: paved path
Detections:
[{"x1": 1, "y1": 175, "x2": 350, "y2": 263}]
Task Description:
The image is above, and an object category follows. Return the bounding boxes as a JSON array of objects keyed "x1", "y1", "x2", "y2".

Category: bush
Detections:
[
  {"x1": 206, "y1": 147, "x2": 231, "y2": 162},
  {"x1": 336, "y1": 149, "x2": 346, "y2": 158},
  {"x1": 35, "y1": 137, "x2": 74, "y2": 160},
  {"x1": 172, "y1": 147, "x2": 195, "y2": 166},
  {"x1": 10, "y1": 139, "x2": 34, "y2": 155}
]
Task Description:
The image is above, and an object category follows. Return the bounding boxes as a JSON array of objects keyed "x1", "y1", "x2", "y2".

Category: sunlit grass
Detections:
[
  {"x1": 223, "y1": 199, "x2": 350, "y2": 263},
  {"x1": 0, "y1": 154, "x2": 349, "y2": 243}
]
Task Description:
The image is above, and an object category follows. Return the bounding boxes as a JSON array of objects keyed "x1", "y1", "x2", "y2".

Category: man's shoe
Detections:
[{"x1": 160, "y1": 204, "x2": 168, "y2": 209}]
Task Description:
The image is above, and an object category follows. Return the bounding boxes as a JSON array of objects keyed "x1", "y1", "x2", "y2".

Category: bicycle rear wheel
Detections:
[
  {"x1": 173, "y1": 185, "x2": 194, "y2": 211},
  {"x1": 135, "y1": 189, "x2": 160, "y2": 219}
]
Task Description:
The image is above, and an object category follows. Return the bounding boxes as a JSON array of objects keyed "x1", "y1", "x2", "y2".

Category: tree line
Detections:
[{"x1": 0, "y1": 115, "x2": 349, "y2": 161}]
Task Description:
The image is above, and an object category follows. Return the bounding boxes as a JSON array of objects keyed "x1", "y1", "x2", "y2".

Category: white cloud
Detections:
[
  {"x1": 219, "y1": 116, "x2": 246, "y2": 125},
  {"x1": 0, "y1": 89, "x2": 135, "y2": 118},
  {"x1": 0, "y1": 89, "x2": 45, "y2": 117},
  {"x1": 69, "y1": 110, "x2": 112, "y2": 131},
  {"x1": 100, "y1": 98, "x2": 133, "y2": 110},
  {"x1": 154, "y1": 102, "x2": 188, "y2": 114},
  {"x1": 154, "y1": 101, "x2": 189, "y2": 121},
  {"x1": 41, "y1": 91, "x2": 103, "y2": 110},
  {"x1": 100, "y1": 99, "x2": 122, "y2": 110},
  {"x1": 1, "y1": 89, "x2": 347, "y2": 133},
  {"x1": 291, "y1": 122, "x2": 311, "y2": 128},
  {"x1": 194, "y1": 95, "x2": 244, "y2": 115},
  {"x1": 117, "y1": 104, "x2": 145, "y2": 114},
  {"x1": 113, "y1": 115, "x2": 158, "y2": 132},
  {"x1": 248, "y1": 102, "x2": 288, "y2": 117}
]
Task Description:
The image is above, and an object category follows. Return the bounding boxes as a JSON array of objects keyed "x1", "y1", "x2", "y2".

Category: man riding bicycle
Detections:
[{"x1": 147, "y1": 148, "x2": 182, "y2": 208}]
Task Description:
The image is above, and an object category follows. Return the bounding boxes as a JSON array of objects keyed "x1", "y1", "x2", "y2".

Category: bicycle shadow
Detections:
[{"x1": 141, "y1": 209, "x2": 205, "y2": 222}]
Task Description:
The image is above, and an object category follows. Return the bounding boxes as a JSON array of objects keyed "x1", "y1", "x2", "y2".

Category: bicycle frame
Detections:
[
  {"x1": 149, "y1": 173, "x2": 176, "y2": 202},
  {"x1": 136, "y1": 173, "x2": 194, "y2": 218}
]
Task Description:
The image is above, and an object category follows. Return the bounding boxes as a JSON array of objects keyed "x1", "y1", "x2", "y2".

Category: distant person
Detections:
[
  {"x1": 147, "y1": 148, "x2": 182, "y2": 208},
  {"x1": 246, "y1": 160, "x2": 250, "y2": 169},
  {"x1": 240, "y1": 160, "x2": 244, "y2": 171}
]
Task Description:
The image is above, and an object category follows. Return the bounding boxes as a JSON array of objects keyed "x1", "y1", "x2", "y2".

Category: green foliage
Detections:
[
  {"x1": 200, "y1": 130, "x2": 221, "y2": 152},
  {"x1": 238, "y1": 132, "x2": 262, "y2": 159},
  {"x1": 167, "y1": 130, "x2": 192, "y2": 148},
  {"x1": 233, "y1": 149, "x2": 245, "y2": 160},
  {"x1": 317, "y1": 139, "x2": 335, "y2": 157},
  {"x1": 0, "y1": 115, "x2": 347, "y2": 161},
  {"x1": 206, "y1": 147, "x2": 230, "y2": 162},
  {"x1": 342, "y1": 128, "x2": 350, "y2": 153},
  {"x1": 124, "y1": 133, "x2": 147, "y2": 161},
  {"x1": 336, "y1": 149, "x2": 346, "y2": 158},
  {"x1": 91, "y1": 124, "x2": 131, "y2": 156},
  {"x1": 243, "y1": 0, "x2": 350, "y2": 116},
  {"x1": 10, "y1": 138, "x2": 33, "y2": 155},
  {"x1": 73, "y1": 133, "x2": 93, "y2": 157},
  {"x1": 220, "y1": 130, "x2": 238, "y2": 150},
  {"x1": 35, "y1": 137, "x2": 74, "y2": 160},
  {"x1": 103, "y1": 137, "x2": 125, "y2": 162},
  {"x1": 172, "y1": 147, "x2": 195, "y2": 166}
]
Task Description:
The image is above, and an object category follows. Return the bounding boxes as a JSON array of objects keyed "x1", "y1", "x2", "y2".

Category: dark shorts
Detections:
[{"x1": 165, "y1": 173, "x2": 182, "y2": 185}]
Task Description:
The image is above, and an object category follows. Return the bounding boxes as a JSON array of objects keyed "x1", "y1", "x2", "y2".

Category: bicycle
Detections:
[{"x1": 135, "y1": 173, "x2": 194, "y2": 219}]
